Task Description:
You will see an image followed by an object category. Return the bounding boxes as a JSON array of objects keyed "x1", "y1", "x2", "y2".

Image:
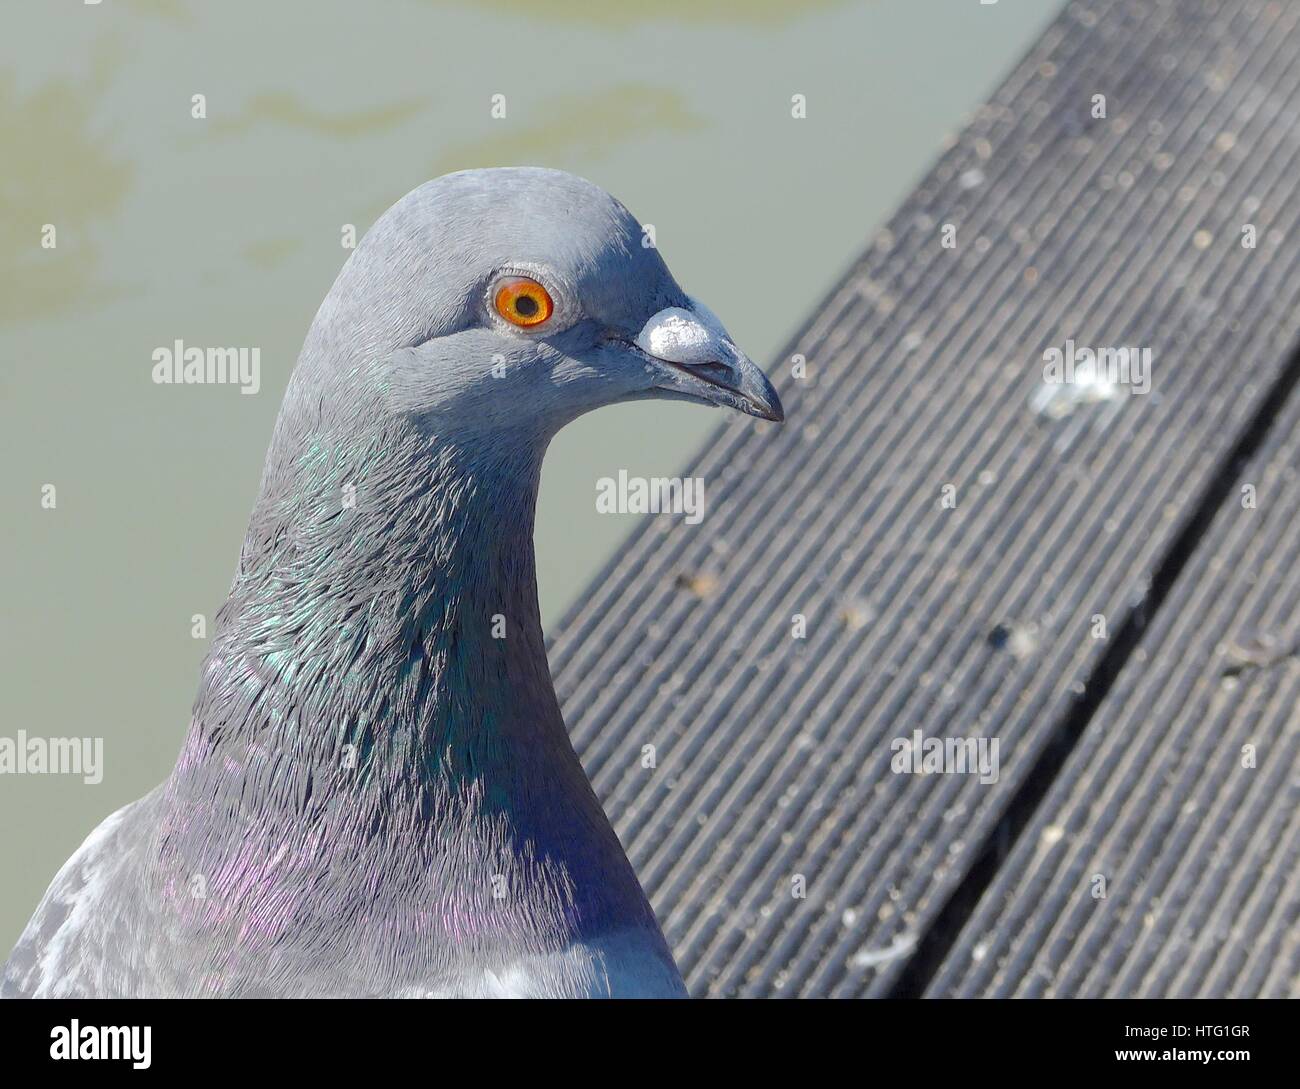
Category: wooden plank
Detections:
[
  {"x1": 549, "y1": 0, "x2": 1300, "y2": 996},
  {"x1": 929, "y1": 381, "x2": 1300, "y2": 998}
]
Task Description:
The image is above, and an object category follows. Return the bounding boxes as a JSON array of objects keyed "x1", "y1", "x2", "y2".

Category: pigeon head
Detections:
[{"x1": 300, "y1": 167, "x2": 783, "y2": 444}]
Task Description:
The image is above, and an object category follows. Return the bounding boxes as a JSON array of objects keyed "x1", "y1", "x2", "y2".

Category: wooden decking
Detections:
[{"x1": 549, "y1": 0, "x2": 1300, "y2": 998}]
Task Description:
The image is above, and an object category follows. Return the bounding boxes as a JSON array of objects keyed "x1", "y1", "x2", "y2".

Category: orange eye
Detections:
[{"x1": 494, "y1": 276, "x2": 554, "y2": 327}]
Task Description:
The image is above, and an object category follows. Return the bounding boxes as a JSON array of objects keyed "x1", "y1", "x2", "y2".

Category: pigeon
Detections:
[{"x1": 2, "y1": 168, "x2": 783, "y2": 998}]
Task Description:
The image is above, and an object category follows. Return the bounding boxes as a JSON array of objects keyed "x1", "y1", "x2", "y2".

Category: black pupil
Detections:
[{"x1": 514, "y1": 294, "x2": 539, "y2": 317}]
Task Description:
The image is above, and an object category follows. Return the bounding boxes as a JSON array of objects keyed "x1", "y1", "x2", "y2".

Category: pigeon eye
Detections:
[{"x1": 494, "y1": 276, "x2": 554, "y2": 328}]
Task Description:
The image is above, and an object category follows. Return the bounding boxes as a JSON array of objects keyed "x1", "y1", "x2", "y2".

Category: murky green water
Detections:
[{"x1": 0, "y1": 0, "x2": 1056, "y2": 953}]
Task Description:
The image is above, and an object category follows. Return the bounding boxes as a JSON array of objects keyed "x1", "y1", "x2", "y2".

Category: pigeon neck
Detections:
[
  {"x1": 178, "y1": 410, "x2": 584, "y2": 816},
  {"x1": 164, "y1": 411, "x2": 661, "y2": 954}
]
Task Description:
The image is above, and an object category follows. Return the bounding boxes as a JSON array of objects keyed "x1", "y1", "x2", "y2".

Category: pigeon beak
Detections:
[{"x1": 633, "y1": 301, "x2": 785, "y2": 422}]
